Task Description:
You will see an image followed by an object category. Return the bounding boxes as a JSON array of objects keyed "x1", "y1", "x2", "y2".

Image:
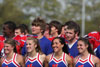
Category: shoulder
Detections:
[
  {"x1": 40, "y1": 54, "x2": 46, "y2": 58},
  {"x1": 46, "y1": 54, "x2": 52, "y2": 61},
  {"x1": 40, "y1": 54, "x2": 46, "y2": 61},
  {"x1": 42, "y1": 36, "x2": 51, "y2": 42},
  {"x1": 74, "y1": 55, "x2": 79, "y2": 63},
  {"x1": 65, "y1": 54, "x2": 73, "y2": 63},
  {"x1": 17, "y1": 54, "x2": 24, "y2": 58},
  {"x1": 1, "y1": 57, "x2": 5, "y2": 63},
  {"x1": 92, "y1": 55, "x2": 100, "y2": 64},
  {"x1": 16, "y1": 54, "x2": 24, "y2": 62}
]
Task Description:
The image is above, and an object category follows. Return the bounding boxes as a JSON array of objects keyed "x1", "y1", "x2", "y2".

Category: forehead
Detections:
[
  {"x1": 66, "y1": 29, "x2": 75, "y2": 32},
  {"x1": 4, "y1": 43, "x2": 12, "y2": 46},
  {"x1": 64, "y1": 26, "x2": 68, "y2": 29},
  {"x1": 3, "y1": 25, "x2": 9, "y2": 28},
  {"x1": 78, "y1": 40, "x2": 85, "y2": 44},
  {"x1": 26, "y1": 40, "x2": 34, "y2": 43},
  {"x1": 53, "y1": 39, "x2": 60, "y2": 42},
  {"x1": 15, "y1": 29, "x2": 21, "y2": 31}
]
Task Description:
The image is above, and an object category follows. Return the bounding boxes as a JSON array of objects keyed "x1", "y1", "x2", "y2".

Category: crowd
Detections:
[{"x1": 0, "y1": 17, "x2": 100, "y2": 67}]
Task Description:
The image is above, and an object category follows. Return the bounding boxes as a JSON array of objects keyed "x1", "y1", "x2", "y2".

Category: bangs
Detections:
[{"x1": 32, "y1": 22, "x2": 41, "y2": 26}]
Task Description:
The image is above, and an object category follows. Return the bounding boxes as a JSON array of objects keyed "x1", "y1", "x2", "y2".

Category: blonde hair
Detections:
[{"x1": 26, "y1": 37, "x2": 42, "y2": 54}]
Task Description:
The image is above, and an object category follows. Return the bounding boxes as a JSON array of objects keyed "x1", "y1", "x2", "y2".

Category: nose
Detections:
[
  {"x1": 26, "y1": 44, "x2": 30, "y2": 48},
  {"x1": 77, "y1": 45, "x2": 80, "y2": 49},
  {"x1": 65, "y1": 32, "x2": 69, "y2": 37},
  {"x1": 52, "y1": 43, "x2": 56, "y2": 47},
  {"x1": 4, "y1": 46, "x2": 7, "y2": 50}
]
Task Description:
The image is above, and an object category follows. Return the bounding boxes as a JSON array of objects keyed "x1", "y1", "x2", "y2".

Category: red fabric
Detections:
[
  {"x1": 48, "y1": 37, "x2": 55, "y2": 41},
  {"x1": 88, "y1": 31, "x2": 100, "y2": 50},
  {"x1": 0, "y1": 41, "x2": 4, "y2": 53}
]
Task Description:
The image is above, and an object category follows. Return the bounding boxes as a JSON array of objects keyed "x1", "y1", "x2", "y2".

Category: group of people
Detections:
[{"x1": 0, "y1": 17, "x2": 100, "y2": 67}]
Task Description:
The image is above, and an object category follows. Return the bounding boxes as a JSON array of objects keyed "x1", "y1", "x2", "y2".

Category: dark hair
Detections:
[
  {"x1": 51, "y1": 37, "x2": 69, "y2": 54},
  {"x1": 78, "y1": 37, "x2": 94, "y2": 55},
  {"x1": 49, "y1": 20, "x2": 62, "y2": 35},
  {"x1": 26, "y1": 37, "x2": 42, "y2": 54},
  {"x1": 3, "y1": 21, "x2": 16, "y2": 32},
  {"x1": 19, "y1": 24, "x2": 29, "y2": 34},
  {"x1": 64, "y1": 21, "x2": 80, "y2": 36},
  {"x1": 32, "y1": 17, "x2": 46, "y2": 34},
  {"x1": 15, "y1": 24, "x2": 26, "y2": 35},
  {"x1": 4, "y1": 38, "x2": 17, "y2": 53}
]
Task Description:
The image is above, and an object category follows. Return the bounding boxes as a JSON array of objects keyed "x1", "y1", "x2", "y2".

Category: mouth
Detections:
[{"x1": 53, "y1": 47, "x2": 58, "y2": 50}]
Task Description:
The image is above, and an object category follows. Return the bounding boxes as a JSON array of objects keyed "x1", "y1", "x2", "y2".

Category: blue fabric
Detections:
[
  {"x1": 67, "y1": 41, "x2": 79, "y2": 58},
  {"x1": 25, "y1": 60, "x2": 42, "y2": 67},
  {"x1": 96, "y1": 45, "x2": 100, "y2": 59},
  {"x1": 49, "y1": 61, "x2": 67, "y2": 67},
  {"x1": 75, "y1": 62, "x2": 94, "y2": 67},
  {"x1": 2, "y1": 63, "x2": 18, "y2": 67},
  {"x1": 21, "y1": 36, "x2": 53, "y2": 56}
]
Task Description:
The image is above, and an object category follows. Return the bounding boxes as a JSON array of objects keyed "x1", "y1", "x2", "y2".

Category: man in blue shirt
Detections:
[
  {"x1": 64, "y1": 21, "x2": 80, "y2": 58},
  {"x1": 22, "y1": 17, "x2": 53, "y2": 56}
]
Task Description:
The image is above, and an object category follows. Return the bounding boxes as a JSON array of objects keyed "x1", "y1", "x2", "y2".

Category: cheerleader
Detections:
[
  {"x1": 74, "y1": 37, "x2": 100, "y2": 67},
  {"x1": 45, "y1": 37, "x2": 73, "y2": 67},
  {"x1": 1, "y1": 38, "x2": 25, "y2": 67},
  {"x1": 25, "y1": 37, "x2": 46, "y2": 67}
]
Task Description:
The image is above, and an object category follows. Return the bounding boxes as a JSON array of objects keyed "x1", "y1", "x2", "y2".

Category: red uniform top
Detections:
[
  {"x1": 88, "y1": 31, "x2": 100, "y2": 50},
  {"x1": 0, "y1": 35, "x2": 26, "y2": 54}
]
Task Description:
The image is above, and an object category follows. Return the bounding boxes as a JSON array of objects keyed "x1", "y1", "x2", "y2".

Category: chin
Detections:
[
  {"x1": 4, "y1": 52, "x2": 9, "y2": 55},
  {"x1": 79, "y1": 51, "x2": 83, "y2": 54},
  {"x1": 54, "y1": 50, "x2": 59, "y2": 53},
  {"x1": 27, "y1": 50, "x2": 32, "y2": 53}
]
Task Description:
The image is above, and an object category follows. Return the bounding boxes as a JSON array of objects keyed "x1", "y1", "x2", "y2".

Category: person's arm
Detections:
[
  {"x1": 44, "y1": 55, "x2": 50, "y2": 67},
  {"x1": 17, "y1": 54, "x2": 25, "y2": 67},
  {"x1": 73, "y1": 57, "x2": 78, "y2": 67},
  {"x1": 20, "y1": 56, "x2": 25, "y2": 67},
  {"x1": 66, "y1": 54, "x2": 74, "y2": 67},
  {"x1": 93, "y1": 56, "x2": 100, "y2": 67}
]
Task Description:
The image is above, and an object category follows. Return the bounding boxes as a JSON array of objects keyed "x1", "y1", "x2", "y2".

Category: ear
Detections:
[
  {"x1": 86, "y1": 44, "x2": 88, "y2": 48},
  {"x1": 75, "y1": 32, "x2": 78, "y2": 36},
  {"x1": 40, "y1": 29, "x2": 43, "y2": 33},
  {"x1": 34, "y1": 44, "x2": 37, "y2": 48},
  {"x1": 22, "y1": 33, "x2": 25, "y2": 35},
  {"x1": 61, "y1": 44, "x2": 64, "y2": 48},
  {"x1": 11, "y1": 46, "x2": 14, "y2": 50}
]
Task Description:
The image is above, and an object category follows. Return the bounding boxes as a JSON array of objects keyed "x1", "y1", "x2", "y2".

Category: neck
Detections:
[
  {"x1": 6, "y1": 51, "x2": 14, "y2": 59},
  {"x1": 68, "y1": 38, "x2": 77, "y2": 45},
  {"x1": 28, "y1": 50, "x2": 37, "y2": 57},
  {"x1": 51, "y1": 33, "x2": 58, "y2": 37},
  {"x1": 54, "y1": 50, "x2": 63, "y2": 57},
  {"x1": 37, "y1": 33, "x2": 43, "y2": 39},
  {"x1": 81, "y1": 50, "x2": 89, "y2": 58}
]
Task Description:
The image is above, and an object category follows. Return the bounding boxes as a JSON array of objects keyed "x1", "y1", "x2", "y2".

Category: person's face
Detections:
[
  {"x1": 4, "y1": 43, "x2": 14, "y2": 55},
  {"x1": 31, "y1": 25, "x2": 42, "y2": 35},
  {"x1": 15, "y1": 29, "x2": 22, "y2": 36},
  {"x1": 50, "y1": 26, "x2": 57, "y2": 35},
  {"x1": 65, "y1": 29, "x2": 76, "y2": 42},
  {"x1": 61, "y1": 26, "x2": 65, "y2": 35},
  {"x1": 52, "y1": 39, "x2": 63, "y2": 53},
  {"x1": 77, "y1": 40, "x2": 88, "y2": 54},
  {"x1": 64, "y1": 25, "x2": 68, "y2": 33},
  {"x1": 2, "y1": 25, "x2": 12, "y2": 37},
  {"x1": 26, "y1": 40, "x2": 37, "y2": 53}
]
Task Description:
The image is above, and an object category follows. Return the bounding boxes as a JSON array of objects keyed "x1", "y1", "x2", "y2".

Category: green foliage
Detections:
[{"x1": 0, "y1": 0, "x2": 100, "y2": 36}]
